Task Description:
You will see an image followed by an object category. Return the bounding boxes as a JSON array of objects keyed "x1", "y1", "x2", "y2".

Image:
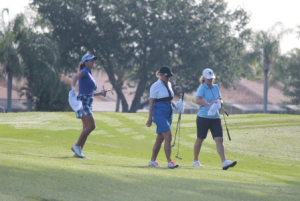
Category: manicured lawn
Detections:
[{"x1": 0, "y1": 112, "x2": 299, "y2": 201}]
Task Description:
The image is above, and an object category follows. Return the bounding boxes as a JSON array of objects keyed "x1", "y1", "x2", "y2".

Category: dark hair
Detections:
[{"x1": 77, "y1": 62, "x2": 85, "y2": 72}]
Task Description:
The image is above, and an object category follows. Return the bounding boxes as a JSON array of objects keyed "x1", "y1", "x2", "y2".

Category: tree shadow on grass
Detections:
[{"x1": 0, "y1": 165, "x2": 299, "y2": 201}]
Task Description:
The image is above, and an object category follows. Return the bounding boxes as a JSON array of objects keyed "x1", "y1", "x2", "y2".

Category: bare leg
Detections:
[
  {"x1": 76, "y1": 113, "x2": 95, "y2": 149},
  {"x1": 151, "y1": 134, "x2": 164, "y2": 161},
  {"x1": 194, "y1": 137, "x2": 204, "y2": 161},
  {"x1": 214, "y1": 137, "x2": 226, "y2": 162},
  {"x1": 161, "y1": 130, "x2": 172, "y2": 162}
]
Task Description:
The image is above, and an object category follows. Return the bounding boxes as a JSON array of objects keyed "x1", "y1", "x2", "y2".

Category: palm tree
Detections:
[
  {"x1": 14, "y1": 12, "x2": 71, "y2": 111},
  {"x1": 0, "y1": 9, "x2": 23, "y2": 112},
  {"x1": 244, "y1": 22, "x2": 291, "y2": 113}
]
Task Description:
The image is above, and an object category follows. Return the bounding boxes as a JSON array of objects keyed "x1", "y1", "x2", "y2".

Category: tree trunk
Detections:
[
  {"x1": 263, "y1": 68, "x2": 269, "y2": 113},
  {"x1": 104, "y1": 57, "x2": 129, "y2": 112},
  {"x1": 129, "y1": 79, "x2": 147, "y2": 113},
  {"x1": 7, "y1": 72, "x2": 13, "y2": 113},
  {"x1": 115, "y1": 96, "x2": 120, "y2": 112}
]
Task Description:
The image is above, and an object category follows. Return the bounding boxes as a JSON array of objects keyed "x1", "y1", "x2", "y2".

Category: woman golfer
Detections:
[
  {"x1": 193, "y1": 68, "x2": 237, "y2": 170},
  {"x1": 70, "y1": 54, "x2": 107, "y2": 158},
  {"x1": 146, "y1": 66, "x2": 179, "y2": 169}
]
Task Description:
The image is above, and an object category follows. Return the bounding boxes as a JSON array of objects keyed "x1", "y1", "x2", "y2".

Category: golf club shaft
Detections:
[
  {"x1": 222, "y1": 107, "x2": 231, "y2": 141},
  {"x1": 175, "y1": 92, "x2": 184, "y2": 159},
  {"x1": 172, "y1": 92, "x2": 185, "y2": 147}
]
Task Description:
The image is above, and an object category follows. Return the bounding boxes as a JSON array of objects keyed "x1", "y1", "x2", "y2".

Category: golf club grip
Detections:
[{"x1": 181, "y1": 92, "x2": 185, "y2": 100}]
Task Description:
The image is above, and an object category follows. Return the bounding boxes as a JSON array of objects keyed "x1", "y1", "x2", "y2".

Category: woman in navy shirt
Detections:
[
  {"x1": 193, "y1": 68, "x2": 237, "y2": 170},
  {"x1": 146, "y1": 66, "x2": 179, "y2": 169},
  {"x1": 70, "y1": 54, "x2": 107, "y2": 158}
]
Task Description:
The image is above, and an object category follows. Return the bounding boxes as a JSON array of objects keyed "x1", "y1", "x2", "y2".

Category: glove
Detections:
[
  {"x1": 70, "y1": 86, "x2": 76, "y2": 96},
  {"x1": 68, "y1": 86, "x2": 82, "y2": 112},
  {"x1": 176, "y1": 99, "x2": 186, "y2": 113},
  {"x1": 207, "y1": 99, "x2": 221, "y2": 116}
]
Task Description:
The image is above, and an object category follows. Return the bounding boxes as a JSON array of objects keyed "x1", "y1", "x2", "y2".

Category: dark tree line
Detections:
[
  {"x1": 31, "y1": 0, "x2": 251, "y2": 112},
  {"x1": 2, "y1": 1, "x2": 299, "y2": 113}
]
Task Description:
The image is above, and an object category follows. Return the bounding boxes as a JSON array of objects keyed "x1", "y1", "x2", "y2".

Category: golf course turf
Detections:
[{"x1": 0, "y1": 112, "x2": 299, "y2": 201}]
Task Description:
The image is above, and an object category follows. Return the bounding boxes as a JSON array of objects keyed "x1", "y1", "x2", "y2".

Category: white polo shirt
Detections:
[{"x1": 150, "y1": 79, "x2": 174, "y2": 99}]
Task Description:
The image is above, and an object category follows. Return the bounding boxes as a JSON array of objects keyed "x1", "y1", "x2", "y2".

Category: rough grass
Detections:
[{"x1": 0, "y1": 112, "x2": 299, "y2": 201}]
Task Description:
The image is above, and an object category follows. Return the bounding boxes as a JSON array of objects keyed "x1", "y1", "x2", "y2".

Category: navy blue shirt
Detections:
[{"x1": 78, "y1": 67, "x2": 97, "y2": 95}]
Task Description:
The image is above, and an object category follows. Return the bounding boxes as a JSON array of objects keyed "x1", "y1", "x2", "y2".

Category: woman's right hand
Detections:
[
  {"x1": 146, "y1": 119, "x2": 152, "y2": 127},
  {"x1": 208, "y1": 100, "x2": 218, "y2": 106}
]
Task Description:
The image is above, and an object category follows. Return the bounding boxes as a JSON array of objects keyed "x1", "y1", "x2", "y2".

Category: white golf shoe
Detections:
[
  {"x1": 222, "y1": 160, "x2": 237, "y2": 170},
  {"x1": 168, "y1": 161, "x2": 179, "y2": 169},
  {"x1": 71, "y1": 145, "x2": 85, "y2": 158},
  {"x1": 192, "y1": 161, "x2": 204, "y2": 168},
  {"x1": 73, "y1": 153, "x2": 88, "y2": 159},
  {"x1": 149, "y1": 160, "x2": 160, "y2": 168}
]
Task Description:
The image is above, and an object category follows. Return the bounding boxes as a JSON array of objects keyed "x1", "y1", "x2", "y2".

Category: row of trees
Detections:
[
  {"x1": 30, "y1": 0, "x2": 251, "y2": 112},
  {"x1": 0, "y1": 0, "x2": 299, "y2": 113}
]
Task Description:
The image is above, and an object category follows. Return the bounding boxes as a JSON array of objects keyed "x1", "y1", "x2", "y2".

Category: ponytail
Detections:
[
  {"x1": 77, "y1": 62, "x2": 85, "y2": 72},
  {"x1": 199, "y1": 76, "x2": 205, "y2": 85}
]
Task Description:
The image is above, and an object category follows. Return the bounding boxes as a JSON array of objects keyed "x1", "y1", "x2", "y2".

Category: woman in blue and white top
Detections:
[
  {"x1": 146, "y1": 66, "x2": 179, "y2": 169},
  {"x1": 193, "y1": 68, "x2": 237, "y2": 170},
  {"x1": 70, "y1": 54, "x2": 107, "y2": 158}
]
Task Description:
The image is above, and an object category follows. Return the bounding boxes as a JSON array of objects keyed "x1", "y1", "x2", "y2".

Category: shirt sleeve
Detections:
[
  {"x1": 150, "y1": 83, "x2": 159, "y2": 99},
  {"x1": 80, "y1": 68, "x2": 88, "y2": 77},
  {"x1": 195, "y1": 85, "x2": 204, "y2": 98}
]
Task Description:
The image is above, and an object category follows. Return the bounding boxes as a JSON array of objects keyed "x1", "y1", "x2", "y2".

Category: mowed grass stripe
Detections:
[{"x1": 0, "y1": 112, "x2": 299, "y2": 201}]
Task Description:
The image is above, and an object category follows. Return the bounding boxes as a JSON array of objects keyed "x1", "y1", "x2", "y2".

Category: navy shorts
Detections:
[
  {"x1": 76, "y1": 94, "x2": 94, "y2": 119},
  {"x1": 196, "y1": 116, "x2": 223, "y2": 139}
]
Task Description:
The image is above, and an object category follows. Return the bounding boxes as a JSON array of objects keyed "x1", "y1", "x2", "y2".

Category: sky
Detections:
[{"x1": 1, "y1": 0, "x2": 299, "y2": 54}]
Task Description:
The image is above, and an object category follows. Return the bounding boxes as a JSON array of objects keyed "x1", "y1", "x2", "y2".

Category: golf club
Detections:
[
  {"x1": 175, "y1": 117, "x2": 182, "y2": 160},
  {"x1": 221, "y1": 107, "x2": 231, "y2": 141},
  {"x1": 171, "y1": 92, "x2": 185, "y2": 160},
  {"x1": 102, "y1": 85, "x2": 114, "y2": 95}
]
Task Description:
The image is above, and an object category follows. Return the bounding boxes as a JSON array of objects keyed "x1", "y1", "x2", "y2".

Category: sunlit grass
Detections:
[{"x1": 0, "y1": 112, "x2": 299, "y2": 201}]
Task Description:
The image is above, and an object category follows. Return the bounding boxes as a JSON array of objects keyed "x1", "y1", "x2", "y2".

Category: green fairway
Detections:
[{"x1": 0, "y1": 112, "x2": 299, "y2": 201}]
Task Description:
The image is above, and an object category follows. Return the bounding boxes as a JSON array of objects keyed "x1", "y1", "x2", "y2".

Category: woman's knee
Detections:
[
  {"x1": 89, "y1": 124, "x2": 96, "y2": 131},
  {"x1": 214, "y1": 137, "x2": 223, "y2": 144},
  {"x1": 163, "y1": 133, "x2": 172, "y2": 143},
  {"x1": 196, "y1": 137, "x2": 204, "y2": 144}
]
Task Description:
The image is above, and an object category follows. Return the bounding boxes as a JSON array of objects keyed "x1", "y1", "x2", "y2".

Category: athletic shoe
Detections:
[
  {"x1": 149, "y1": 160, "x2": 160, "y2": 168},
  {"x1": 192, "y1": 161, "x2": 204, "y2": 168},
  {"x1": 168, "y1": 161, "x2": 179, "y2": 169},
  {"x1": 73, "y1": 153, "x2": 88, "y2": 159},
  {"x1": 71, "y1": 145, "x2": 84, "y2": 158},
  {"x1": 222, "y1": 160, "x2": 237, "y2": 170}
]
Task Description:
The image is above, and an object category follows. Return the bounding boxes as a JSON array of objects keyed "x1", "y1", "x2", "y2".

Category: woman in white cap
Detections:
[
  {"x1": 146, "y1": 66, "x2": 179, "y2": 169},
  {"x1": 69, "y1": 54, "x2": 107, "y2": 158},
  {"x1": 193, "y1": 68, "x2": 237, "y2": 170}
]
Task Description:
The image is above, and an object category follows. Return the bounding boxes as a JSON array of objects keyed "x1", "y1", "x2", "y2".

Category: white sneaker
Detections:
[
  {"x1": 168, "y1": 161, "x2": 179, "y2": 169},
  {"x1": 73, "y1": 153, "x2": 88, "y2": 159},
  {"x1": 71, "y1": 145, "x2": 84, "y2": 158},
  {"x1": 222, "y1": 160, "x2": 237, "y2": 170},
  {"x1": 192, "y1": 161, "x2": 204, "y2": 167},
  {"x1": 149, "y1": 160, "x2": 160, "y2": 168}
]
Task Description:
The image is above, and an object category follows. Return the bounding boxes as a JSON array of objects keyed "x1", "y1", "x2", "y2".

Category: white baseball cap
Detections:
[{"x1": 202, "y1": 68, "x2": 215, "y2": 79}]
